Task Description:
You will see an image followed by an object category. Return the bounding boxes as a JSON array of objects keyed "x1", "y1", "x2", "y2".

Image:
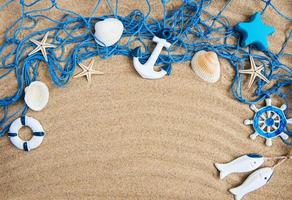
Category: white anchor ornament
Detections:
[
  {"x1": 244, "y1": 98, "x2": 291, "y2": 146},
  {"x1": 215, "y1": 154, "x2": 264, "y2": 179},
  {"x1": 132, "y1": 36, "x2": 172, "y2": 79},
  {"x1": 229, "y1": 167, "x2": 274, "y2": 200}
]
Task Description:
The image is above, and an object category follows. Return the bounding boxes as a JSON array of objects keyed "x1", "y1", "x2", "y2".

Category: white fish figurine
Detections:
[
  {"x1": 229, "y1": 167, "x2": 274, "y2": 200},
  {"x1": 215, "y1": 154, "x2": 264, "y2": 179},
  {"x1": 94, "y1": 18, "x2": 124, "y2": 47}
]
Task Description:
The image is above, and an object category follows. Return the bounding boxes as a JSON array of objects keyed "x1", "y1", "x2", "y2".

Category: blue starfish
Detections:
[{"x1": 235, "y1": 12, "x2": 275, "y2": 51}]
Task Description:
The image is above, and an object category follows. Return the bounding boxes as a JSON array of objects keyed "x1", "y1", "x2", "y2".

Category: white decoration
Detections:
[
  {"x1": 24, "y1": 81, "x2": 49, "y2": 111},
  {"x1": 239, "y1": 56, "x2": 270, "y2": 89},
  {"x1": 215, "y1": 154, "x2": 264, "y2": 179},
  {"x1": 28, "y1": 32, "x2": 56, "y2": 62},
  {"x1": 94, "y1": 18, "x2": 124, "y2": 47},
  {"x1": 229, "y1": 167, "x2": 274, "y2": 200},
  {"x1": 74, "y1": 59, "x2": 104, "y2": 84},
  {"x1": 244, "y1": 98, "x2": 290, "y2": 147},
  {"x1": 8, "y1": 116, "x2": 45, "y2": 151},
  {"x1": 191, "y1": 50, "x2": 221, "y2": 83},
  {"x1": 133, "y1": 36, "x2": 171, "y2": 79}
]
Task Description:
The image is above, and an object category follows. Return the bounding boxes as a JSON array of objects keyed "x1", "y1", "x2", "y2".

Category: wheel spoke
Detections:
[
  {"x1": 260, "y1": 124, "x2": 266, "y2": 130},
  {"x1": 272, "y1": 125, "x2": 277, "y2": 130},
  {"x1": 272, "y1": 113, "x2": 278, "y2": 119},
  {"x1": 260, "y1": 114, "x2": 266, "y2": 120},
  {"x1": 267, "y1": 126, "x2": 271, "y2": 133}
]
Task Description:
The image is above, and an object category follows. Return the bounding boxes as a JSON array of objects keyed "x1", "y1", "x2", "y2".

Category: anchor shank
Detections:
[{"x1": 144, "y1": 42, "x2": 165, "y2": 67}]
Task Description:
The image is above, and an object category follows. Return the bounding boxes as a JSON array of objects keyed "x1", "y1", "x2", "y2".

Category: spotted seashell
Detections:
[
  {"x1": 24, "y1": 81, "x2": 49, "y2": 111},
  {"x1": 191, "y1": 50, "x2": 221, "y2": 83}
]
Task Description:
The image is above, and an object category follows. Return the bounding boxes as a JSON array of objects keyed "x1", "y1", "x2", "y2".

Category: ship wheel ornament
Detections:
[{"x1": 244, "y1": 98, "x2": 292, "y2": 146}]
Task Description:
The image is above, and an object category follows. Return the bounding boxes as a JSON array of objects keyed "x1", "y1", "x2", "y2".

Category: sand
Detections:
[{"x1": 0, "y1": 0, "x2": 291, "y2": 200}]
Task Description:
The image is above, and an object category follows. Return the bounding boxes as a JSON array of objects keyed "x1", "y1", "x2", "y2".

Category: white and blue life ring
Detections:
[{"x1": 8, "y1": 116, "x2": 45, "y2": 151}]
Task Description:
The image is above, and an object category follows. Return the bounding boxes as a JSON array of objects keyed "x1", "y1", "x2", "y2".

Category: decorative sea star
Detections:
[
  {"x1": 29, "y1": 32, "x2": 57, "y2": 62},
  {"x1": 74, "y1": 59, "x2": 104, "y2": 84},
  {"x1": 235, "y1": 12, "x2": 275, "y2": 51},
  {"x1": 239, "y1": 56, "x2": 270, "y2": 89}
]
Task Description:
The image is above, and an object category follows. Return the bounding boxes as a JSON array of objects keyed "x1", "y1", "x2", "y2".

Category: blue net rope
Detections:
[{"x1": 0, "y1": 0, "x2": 291, "y2": 144}]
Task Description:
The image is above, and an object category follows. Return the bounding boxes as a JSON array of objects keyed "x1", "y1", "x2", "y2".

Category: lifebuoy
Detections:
[{"x1": 8, "y1": 116, "x2": 45, "y2": 151}]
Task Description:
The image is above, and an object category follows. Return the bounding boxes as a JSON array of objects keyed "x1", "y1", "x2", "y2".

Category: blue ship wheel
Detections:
[{"x1": 244, "y1": 98, "x2": 291, "y2": 146}]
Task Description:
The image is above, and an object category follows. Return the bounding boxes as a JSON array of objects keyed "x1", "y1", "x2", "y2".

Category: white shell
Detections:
[
  {"x1": 191, "y1": 50, "x2": 221, "y2": 83},
  {"x1": 24, "y1": 81, "x2": 49, "y2": 111},
  {"x1": 94, "y1": 18, "x2": 124, "y2": 47}
]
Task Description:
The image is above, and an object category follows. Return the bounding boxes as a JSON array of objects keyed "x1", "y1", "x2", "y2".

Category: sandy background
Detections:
[{"x1": 0, "y1": 0, "x2": 291, "y2": 200}]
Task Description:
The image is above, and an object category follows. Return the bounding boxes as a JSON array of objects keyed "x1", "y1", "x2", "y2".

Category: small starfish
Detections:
[
  {"x1": 74, "y1": 59, "x2": 104, "y2": 84},
  {"x1": 239, "y1": 56, "x2": 270, "y2": 89},
  {"x1": 29, "y1": 32, "x2": 57, "y2": 62}
]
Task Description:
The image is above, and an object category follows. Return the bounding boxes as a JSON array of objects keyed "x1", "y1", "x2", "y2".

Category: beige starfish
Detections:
[
  {"x1": 74, "y1": 59, "x2": 104, "y2": 83},
  {"x1": 239, "y1": 56, "x2": 270, "y2": 89},
  {"x1": 29, "y1": 32, "x2": 57, "y2": 62}
]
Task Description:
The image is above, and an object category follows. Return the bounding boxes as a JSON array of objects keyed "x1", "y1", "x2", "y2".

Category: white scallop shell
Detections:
[
  {"x1": 24, "y1": 81, "x2": 49, "y2": 111},
  {"x1": 191, "y1": 50, "x2": 221, "y2": 83},
  {"x1": 94, "y1": 18, "x2": 124, "y2": 47}
]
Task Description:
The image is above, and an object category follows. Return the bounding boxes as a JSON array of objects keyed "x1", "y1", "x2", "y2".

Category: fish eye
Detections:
[{"x1": 264, "y1": 177, "x2": 267, "y2": 180}]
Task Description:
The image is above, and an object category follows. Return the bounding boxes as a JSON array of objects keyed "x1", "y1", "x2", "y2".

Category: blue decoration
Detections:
[
  {"x1": 253, "y1": 106, "x2": 287, "y2": 138},
  {"x1": 162, "y1": 64, "x2": 172, "y2": 75},
  {"x1": 247, "y1": 154, "x2": 263, "y2": 158},
  {"x1": 235, "y1": 12, "x2": 275, "y2": 51},
  {"x1": 132, "y1": 47, "x2": 142, "y2": 58},
  {"x1": 244, "y1": 98, "x2": 291, "y2": 146},
  {"x1": 0, "y1": 0, "x2": 290, "y2": 147},
  {"x1": 158, "y1": 28, "x2": 172, "y2": 41}
]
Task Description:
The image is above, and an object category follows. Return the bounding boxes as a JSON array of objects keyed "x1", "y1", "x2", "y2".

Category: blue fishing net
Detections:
[{"x1": 0, "y1": 0, "x2": 291, "y2": 144}]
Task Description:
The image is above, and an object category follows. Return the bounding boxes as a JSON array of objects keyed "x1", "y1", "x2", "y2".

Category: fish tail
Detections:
[
  {"x1": 229, "y1": 187, "x2": 244, "y2": 200},
  {"x1": 214, "y1": 163, "x2": 229, "y2": 179}
]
